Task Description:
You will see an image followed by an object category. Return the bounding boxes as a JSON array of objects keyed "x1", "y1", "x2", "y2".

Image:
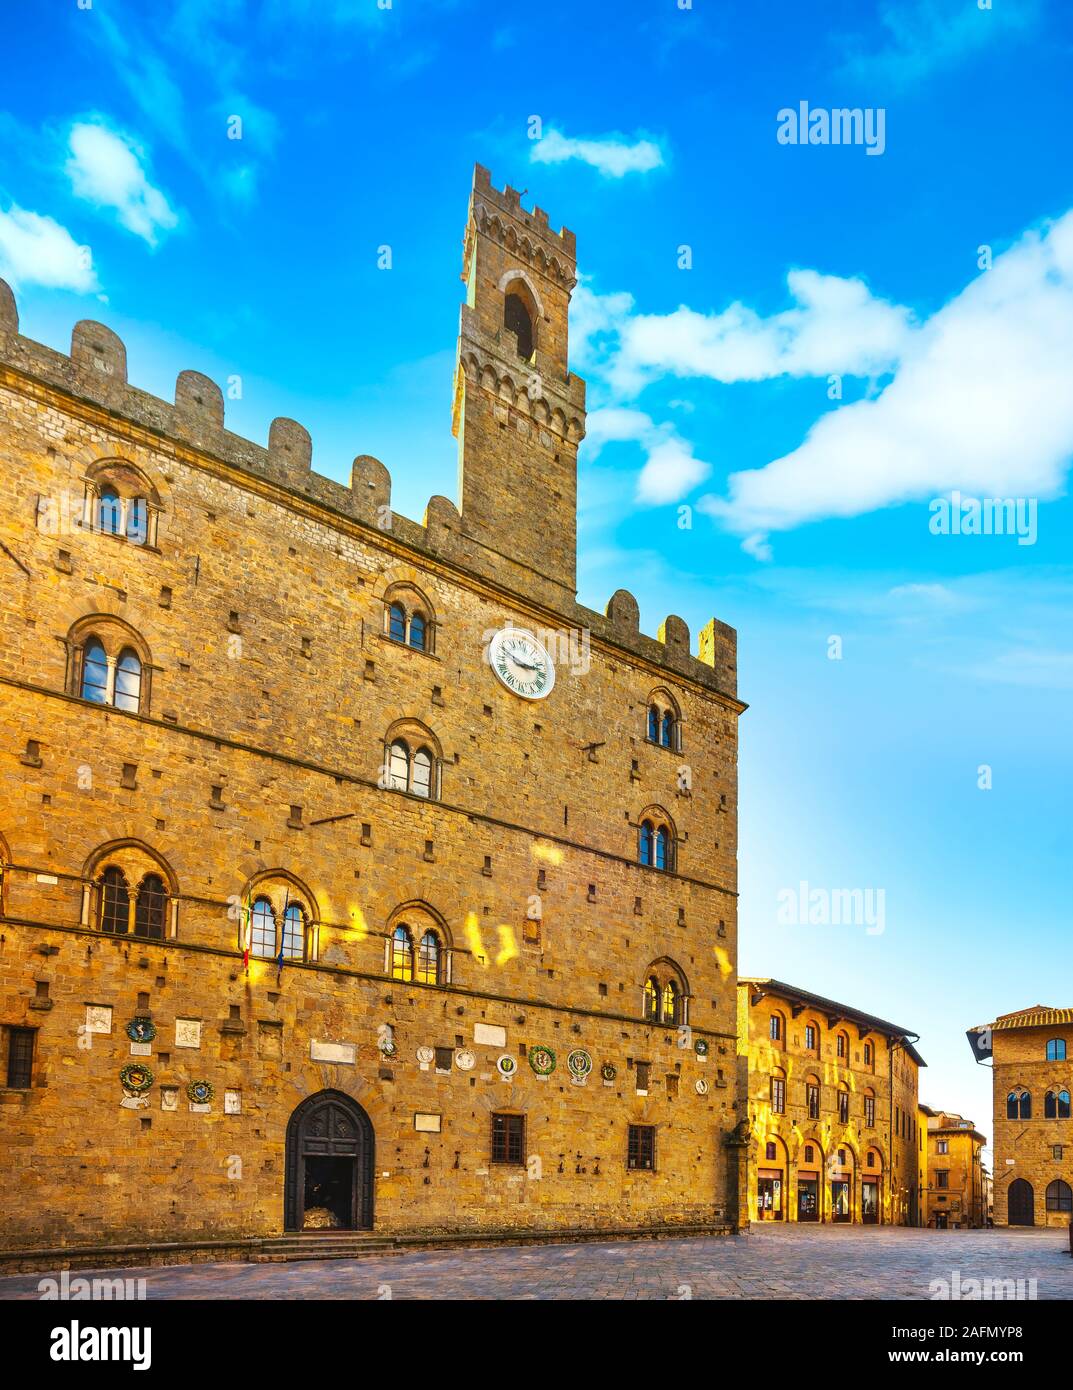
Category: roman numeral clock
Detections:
[{"x1": 487, "y1": 627, "x2": 556, "y2": 700}]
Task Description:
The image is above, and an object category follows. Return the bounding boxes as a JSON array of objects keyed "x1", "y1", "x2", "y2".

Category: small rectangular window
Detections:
[
  {"x1": 936, "y1": 1170, "x2": 949, "y2": 1189},
  {"x1": 627, "y1": 1124, "x2": 656, "y2": 1171},
  {"x1": 490, "y1": 1113, "x2": 525, "y2": 1165},
  {"x1": 6, "y1": 1027, "x2": 34, "y2": 1088},
  {"x1": 771, "y1": 1077, "x2": 785, "y2": 1114},
  {"x1": 865, "y1": 1095, "x2": 875, "y2": 1127},
  {"x1": 807, "y1": 1082, "x2": 820, "y2": 1119},
  {"x1": 434, "y1": 1046, "x2": 453, "y2": 1073},
  {"x1": 838, "y1": 1090, "x2": 849, "y2": 1124}
]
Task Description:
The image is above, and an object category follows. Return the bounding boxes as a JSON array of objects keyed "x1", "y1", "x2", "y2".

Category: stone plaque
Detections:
[
  {"x1": 224, "y1": 1090, "x2": 241, "y2": 1115},
  {"x1": 85, "y1": 1005, "x2": 112, "y2": 1035},
  {"x1": 310, "y1": 1040, "x2": 356, "y2": 1065},
  {"x1": 473, "y1": 1023, "x2": 506, "y2": 1048},
  {"x1": 190, "y1": 1102, "x2": 211, "y2": 1114},
  {"x1": 414, "y1": 1113, "x2": 442, "y2": 1133},
  {"x1": 175, "y1": 1019, "x2": 202, "y2": 1049},
  {"x1": 161, "y1": 1088, "x2": 179, "y2": 1112},
  {"x1": 119, "y1": 1096, "x2": 149, "y2": 1110},
  {"x1": 129, "y1": 1042, "x2": 152, "y2": 1057}
]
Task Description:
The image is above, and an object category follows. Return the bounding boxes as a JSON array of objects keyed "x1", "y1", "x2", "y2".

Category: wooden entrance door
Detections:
[
  {"x1": 284, "y1": 1090, "x2": 375, "y2": 1232},
  {"x1": 1008, "y1": 1178, "x2": 1034, "y2": 1227},
  {"x1": 862, "y1": 1179, "x2": 879, "y2": 1224}
]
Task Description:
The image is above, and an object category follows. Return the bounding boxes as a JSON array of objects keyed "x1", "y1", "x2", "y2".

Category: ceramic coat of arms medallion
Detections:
[
  {"x1": 567, "y1": 1049, "x2": 592, "y2": 1085},
  {"x1": 528, "y1": 1044, "x2": 556, "y2": 1076}
]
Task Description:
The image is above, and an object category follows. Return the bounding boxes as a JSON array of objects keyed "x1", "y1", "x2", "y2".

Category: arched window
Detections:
[
  {"x1": 837, "y1": 1032, "x2": 848, "y2": 1060},
  {"x1": 1046, "y1": 1179, "x2": 1073, "y2": 1212},
  {"x1": 97, "y1": 486, "x2": 122, "y2": 535},
  {"x1": 391, "y1": 925, "x2": 414, "y2": 981},
  {"x1": 643, "y1": 976, "x2": 660, "y2": 1022},
  {"x1": 769, "y1": 1013, "x2": 783, "y2": 1043},
  {"x1": 1046, "y1": 1039, "x2": 1067, "y2": 1061},
  {"x1": 134, "y1": 874, "x2": 167, "y2": 940},
  {"x1": 805, "y1": 1022, "x2": 819, "y2": 1053},
  {"x1": 837, "y1": 1085, "x2": 849, "y2": 1124},
  {"x1": 645, "y1": 690, "x2": 681, "y2": 751},
  {"x1": 388, "y1": 739, "x2": 410, "y2": 790},
  {"x1": 71, "y1": 622, "x2": 150, "y2": 715},
  {"x1": 281, "y1": 903, "x2": 305, "y2": 961},
  {"x1": 416, "y1": 929, "x2": 441, "y2": 985},
  {"x1": 1006, "y1": 1089, "x2": 1032, "y2": 1120},
  {"x1": 661, "y1": 979, "x2": 679, "y2": 1025},
  {"x1": 386, "y1": 739, "x2": 436, "y2": 798},
  {"x1": 504, "y1": 291, "x2": 534, "y2": 360},
  {"x1": 81, "y1": 638, "x2": 109, "y2": 703},
  {"x1": 126, "y1": 495, "x2": 149, "y2": 544},
  {"x1": 1045, "y1": 1089, "x2": 1071, "y2": 1120},
  {"x1": 863, "y1": 1040, "x2": 874, "y2": 1069},
  {"x1": 100, "y1": 866, "x2": 129, "y2": 934},
  {"x1": 113, "y1": 649, "x2": 142, "y2": 714},
  {"x1": 84, "y1": 460, "x2": 161, "y2": 547},
  {"x1": 639, "y1": 820, "x2": 655, "y2": 866},
  {"x1": 250, "y1": 897, "x2": 276, "y2": 959},
  {"x1": 655, "y1": 824, "x2": 669, "y2": 870},
  {"x1": 384, "y1": 591, "x2": 433, "y2": 652},
  {"x1": 412, "y1": 746, "x2": 433, "y2": 798}
]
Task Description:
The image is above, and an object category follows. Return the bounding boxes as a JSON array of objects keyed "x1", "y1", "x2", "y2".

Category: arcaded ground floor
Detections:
[{"x1": 0, "y1": 1223, "x2": 1069, "y2": 1300}]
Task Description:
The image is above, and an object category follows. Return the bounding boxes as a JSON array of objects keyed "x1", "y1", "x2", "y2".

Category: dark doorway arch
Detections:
[
  {"x1": 284, "y1": 1090, "x2": 374, "y2": 1232},
  {"x1": 1008, "y1": 1178, "x2": 1034, "y2": 1226}
]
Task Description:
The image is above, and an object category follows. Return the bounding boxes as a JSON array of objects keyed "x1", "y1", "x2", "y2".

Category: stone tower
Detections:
[{"x1": 452, "y1": 164, "x2": 586, "y2": 600}]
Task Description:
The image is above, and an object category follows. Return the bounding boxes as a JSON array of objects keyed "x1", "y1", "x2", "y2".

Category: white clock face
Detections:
[{"x1": 487, "y1": 627, "x2": 555, "y2": 700}]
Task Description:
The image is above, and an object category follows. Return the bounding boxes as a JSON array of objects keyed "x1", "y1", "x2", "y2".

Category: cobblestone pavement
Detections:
[{"x1": 2, "y1": 1225, "x2": 1069, "y2": 1300}]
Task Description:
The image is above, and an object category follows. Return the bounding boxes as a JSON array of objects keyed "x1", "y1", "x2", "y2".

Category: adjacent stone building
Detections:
[
  {"x1": 737, "y1": 978, "x2": 924, "y2": 1224},
  {"x1": 918, "y1": 1106, "x2": 986, "y2": 1229},
  {"x1": 0, "y1": 165, "x2": 747, "y2": 1259},
  {"x1": 968, "y1": 1005, "x2": 1073, "y2": 1228}
]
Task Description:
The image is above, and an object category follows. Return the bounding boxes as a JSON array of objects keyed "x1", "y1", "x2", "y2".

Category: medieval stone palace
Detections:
[{"x1": 0, "y1": 166, "x2": 747, "y2": 1257}]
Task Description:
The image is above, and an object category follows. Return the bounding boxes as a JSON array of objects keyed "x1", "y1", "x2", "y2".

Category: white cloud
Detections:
[
  {"x1": 0, "y1": 204, "x2": 98, "y2": 292},
  {"x1": 742, "y1": 533, "x2": 774, "y2": 563},
  {"x1": 840, "y1": 0, "x2": 1041, "y2": 87},
  {"x1": 66, "y1": 122, "x2": 178, "y2": 245},
  {"x1": 701, "y1": 209, "x2": 1073, "y2": 536},
  {"x1": 585, "y1": 406, "x2": 710, "y2": 505},
  {"x1": 530, "y1": 128, "x2": 664, "y2": 178},
  {"x1": 577, "y1": 271, "x2": 914, "y2": 396},
  {"x1": 637, "y1": 436, "x2": 710, "y2": 504}
]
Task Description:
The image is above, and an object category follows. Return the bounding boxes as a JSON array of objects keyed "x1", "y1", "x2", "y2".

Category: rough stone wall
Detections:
[
  {"x1": 990, "y1": 1023, "x2": 1073, "y2": 1228},
  {"x1": 0, "y1": 169, "x2": 745, "y2": 1250}
]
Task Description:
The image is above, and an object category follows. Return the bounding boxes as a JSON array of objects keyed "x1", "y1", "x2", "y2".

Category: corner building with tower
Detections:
[{"x1": 0, "y1": 166, "x2": 747, "y2": 1261}]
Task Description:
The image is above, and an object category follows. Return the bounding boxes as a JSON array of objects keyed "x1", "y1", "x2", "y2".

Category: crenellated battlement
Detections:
[{"x1": 0, "y1": 273, "x2": 738, "y2": 703}]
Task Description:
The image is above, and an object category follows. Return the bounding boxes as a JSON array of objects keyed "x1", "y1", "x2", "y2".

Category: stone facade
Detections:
[
  {"x1": 0, "y1": 165, "x2": 747, "y2": 1254},
  {"x1": 968, "y1": 1006, "x2": 1073, "y2": 1228},
  {"x1": 918, "y1": 1107, "x2": 985, "y2": 1228},
  {"x1": 736, "y1": 978, "x2": 923, "y2": 1224}
]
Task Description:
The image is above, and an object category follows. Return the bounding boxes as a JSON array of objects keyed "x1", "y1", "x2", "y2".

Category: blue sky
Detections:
[{"x1": 3, "y1": 0, "x2": 1073, "y2": 1153}]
